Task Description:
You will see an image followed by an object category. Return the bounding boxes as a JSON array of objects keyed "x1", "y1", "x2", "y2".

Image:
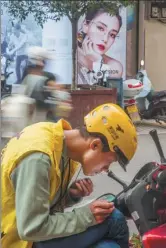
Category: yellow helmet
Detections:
[{"x1": 84, "y1": 103, "x2": 137, "y2": 171}]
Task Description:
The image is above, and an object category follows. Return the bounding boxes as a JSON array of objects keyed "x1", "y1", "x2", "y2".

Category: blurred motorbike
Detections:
[
  {"x1": 1, "y1": 92, "x2": 36, "y2": 137},
  {"x1": 1, "y1": 44, "x2": 72, "y2": 139},
  {"x1": 43, "y1": 86, "x2": 73, "y2": 121},
  {"x1": 1, "y1": 83, "x2": 72, "y2": 139}
]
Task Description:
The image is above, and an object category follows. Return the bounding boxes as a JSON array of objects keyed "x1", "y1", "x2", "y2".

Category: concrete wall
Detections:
[{"x1": 145, "y1": 20, "x2": 166, "y2": 91}]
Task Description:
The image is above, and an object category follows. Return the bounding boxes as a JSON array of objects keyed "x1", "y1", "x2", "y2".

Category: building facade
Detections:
[
  {"x1": 127, "y1": 1, "x2": 166, "y2": 91},
  {"x1": 144, "y1": 1, "x2": 166, "y2": 91}
]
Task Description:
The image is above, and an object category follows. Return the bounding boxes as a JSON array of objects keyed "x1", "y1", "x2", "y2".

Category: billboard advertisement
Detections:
[
  {"x1": 77, "y1": 8, "x2": 127, "y2": 85},
  {"x1": 1, "y1": 6, "x2": 126, "y2": 86}
]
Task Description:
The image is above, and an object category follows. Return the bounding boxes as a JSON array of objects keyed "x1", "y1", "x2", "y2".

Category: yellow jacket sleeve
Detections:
[{"x1": 11, "y1": 152, "x2": 96, "y2": 241}]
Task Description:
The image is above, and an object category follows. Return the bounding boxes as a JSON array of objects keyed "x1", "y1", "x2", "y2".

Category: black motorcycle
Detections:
[
  {"x1": 136, "y1": 69, "x2": 166, "y2": 123},
  {"x1": 96, "y1": 129, "x2": 166, "y2": 247}
]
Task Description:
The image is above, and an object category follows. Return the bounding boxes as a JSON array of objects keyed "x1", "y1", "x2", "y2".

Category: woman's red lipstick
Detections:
[{"x1": 97, "y1": 44, "x2": 105, "y2": 51}]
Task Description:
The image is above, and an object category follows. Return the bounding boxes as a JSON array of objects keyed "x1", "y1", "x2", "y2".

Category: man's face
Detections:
[{"x1": 81, "y1": 138, "x2": 117, "y2": 176}]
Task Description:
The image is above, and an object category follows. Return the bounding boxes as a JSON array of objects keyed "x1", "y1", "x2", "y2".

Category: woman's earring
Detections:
[
  {"x1": 77, "y1": 31, "x2": 85, "y2": 48},
  {"x1": 77, "y1": 32, "x2": 84, "y2": 43}
]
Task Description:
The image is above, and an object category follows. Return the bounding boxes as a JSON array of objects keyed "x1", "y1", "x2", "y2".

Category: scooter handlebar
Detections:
[{"x1": 149, "y1": 129, "x2": 166, "y2": 164}]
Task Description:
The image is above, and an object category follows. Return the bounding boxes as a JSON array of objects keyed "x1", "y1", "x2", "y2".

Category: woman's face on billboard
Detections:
[{"x1": 83, "y1": 12, "x2": 120, "y2": 55}]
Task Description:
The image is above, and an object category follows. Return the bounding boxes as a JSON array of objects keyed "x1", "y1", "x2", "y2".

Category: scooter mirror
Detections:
[
  {"x1": 107, "y1": 170, "x2": 128, "y2": 189},
  {"x1": 140, "y1": 60, "x2": 144, "y2": 66},
  {"x1": 149, "y1": 129, "x2": 166, "y2": 164}
]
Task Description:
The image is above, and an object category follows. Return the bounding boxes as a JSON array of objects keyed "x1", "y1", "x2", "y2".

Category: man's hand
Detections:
[
  {"x1": 69, "y1": 178, "x2": 93, "y2": 198},
  {"x1": 89, "y1": 200, "x2": 115, "y2": 224},
  {"x1": 82, "y1": 36, "x2": 102, "y2": 63}
]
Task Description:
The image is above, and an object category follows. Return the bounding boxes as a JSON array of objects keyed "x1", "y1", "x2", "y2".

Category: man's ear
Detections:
[
  {"x1": 82, "y1": 20, "x2": 89, "y2": 34},
  {"x1": 90, "y1": 138, "x2": 103, "y2": 151}
]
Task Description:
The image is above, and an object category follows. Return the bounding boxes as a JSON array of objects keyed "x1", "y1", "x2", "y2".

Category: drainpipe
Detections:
[{"x1": 138, "y1": 1, "x2": 145, "y2": 70}]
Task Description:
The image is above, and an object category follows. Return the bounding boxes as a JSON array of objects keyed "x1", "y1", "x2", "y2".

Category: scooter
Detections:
[
  {"x1": 101, "y1": 129, "x2": 166, "y2": 247},
  {"x1": 123, "y1": 78, "x2": 143, "y2": 123},
  {"x1": 69, "y1": 129, "x2": 166, "y2": 247},
  {"x1": 136, "y1": 60, "x2": 166, "y2": 123}
]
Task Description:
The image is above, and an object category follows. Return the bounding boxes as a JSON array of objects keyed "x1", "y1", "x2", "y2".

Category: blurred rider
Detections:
[{"x1": 22, "y1": 46, "x2": 72, "y2": 122}]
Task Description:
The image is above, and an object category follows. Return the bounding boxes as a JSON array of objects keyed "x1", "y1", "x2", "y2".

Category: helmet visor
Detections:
[{"x1": 113, "y1": 146, "x2": 129, "y2": 172}]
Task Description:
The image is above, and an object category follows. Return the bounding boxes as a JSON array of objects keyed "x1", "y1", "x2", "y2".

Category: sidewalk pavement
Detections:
[{"x1": 135, "y1": 120, "x2": 166, "y2": 135}]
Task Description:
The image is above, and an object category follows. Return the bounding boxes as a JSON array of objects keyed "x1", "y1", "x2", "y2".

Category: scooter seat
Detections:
[{"x1": 151, "y1": 91, "x2": 166, "y2": 101}]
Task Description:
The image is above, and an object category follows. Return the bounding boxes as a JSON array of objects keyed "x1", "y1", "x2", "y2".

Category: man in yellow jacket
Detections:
[{"x1": 1, "y1": 103, "x2": 137, "y2": 248}]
